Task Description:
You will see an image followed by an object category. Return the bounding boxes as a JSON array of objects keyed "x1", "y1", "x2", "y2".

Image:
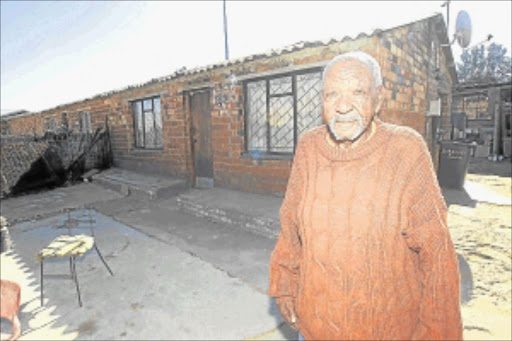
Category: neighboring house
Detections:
[
  {"x1": 452, "y1": 81, "x2": 512, "y2": 157},
  {"x1": 2, "y1": 14, "x2": 457, "y2": 196}
]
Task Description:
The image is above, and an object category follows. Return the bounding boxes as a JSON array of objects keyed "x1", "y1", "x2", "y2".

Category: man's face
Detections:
[{"x1": 322, "y1": 59, "x2": 382, "y2": 142}]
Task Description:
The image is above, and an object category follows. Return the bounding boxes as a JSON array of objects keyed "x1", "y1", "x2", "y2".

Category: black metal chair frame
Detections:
[{"x1": 40, "y1": 208, "x2": 114, "y2": 307}]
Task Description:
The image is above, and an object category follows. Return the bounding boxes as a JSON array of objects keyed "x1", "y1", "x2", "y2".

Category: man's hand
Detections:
[{"x1": 277, "y1": 297, "x2": 298, "y2": 330}]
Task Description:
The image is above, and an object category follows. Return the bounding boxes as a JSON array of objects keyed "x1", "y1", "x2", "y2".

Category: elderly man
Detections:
[{"x1": 269, "y1": 51, "x2": 463, "y2": 340}]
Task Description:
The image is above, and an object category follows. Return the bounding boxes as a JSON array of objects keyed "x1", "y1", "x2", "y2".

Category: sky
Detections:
[{"x1": 1, "y1": 1, "x2": 511, "y2": 115}]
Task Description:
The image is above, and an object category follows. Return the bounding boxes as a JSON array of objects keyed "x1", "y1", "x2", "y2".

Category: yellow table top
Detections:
[{"x1": 37, "y1": 235, "x2": 94, "y2": 262}]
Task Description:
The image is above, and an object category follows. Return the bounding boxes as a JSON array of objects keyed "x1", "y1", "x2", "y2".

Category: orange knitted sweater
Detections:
[{"x1": 269, "y1": 119, "x2": 463, "y2": 340}]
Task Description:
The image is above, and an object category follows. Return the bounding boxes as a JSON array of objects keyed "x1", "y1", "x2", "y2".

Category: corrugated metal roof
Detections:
[{"x1": 1, "y1": 110, "x2": 33, "y2": 119}]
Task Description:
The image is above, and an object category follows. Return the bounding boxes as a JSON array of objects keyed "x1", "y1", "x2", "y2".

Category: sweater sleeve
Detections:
[
  {"x1": 268, "y1": 139, "x2": 306, "y2": 300},
  {"x1": 401, "y1": 149, "x2": 463, "y2": 341}
]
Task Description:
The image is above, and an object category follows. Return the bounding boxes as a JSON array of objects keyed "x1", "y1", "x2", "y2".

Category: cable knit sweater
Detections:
[{"x1": 269, "y1": 119, "x2": 463, "y2": 340}]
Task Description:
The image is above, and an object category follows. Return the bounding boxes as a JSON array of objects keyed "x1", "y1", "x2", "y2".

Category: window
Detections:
[
  {"x1": 245, "y1": 70, "x2": 323, "y2": 154},
  {"x1": 79, "y1": 111, "x2": 92, "y2": 133},
  {"x1": 463, "y1": 94, "x2": 490, "y2": 120},
  {"x1": 132, "y1": 96, "x2": 163, "y2": 149}
]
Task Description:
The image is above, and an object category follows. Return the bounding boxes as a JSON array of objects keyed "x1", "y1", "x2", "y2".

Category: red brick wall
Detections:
[
  {"x1": 4, "y1": 114, "x2": 43, "y2": 136},
  {"x1": 208, "y1": 80, "x2": 292, "y2": 194},
  {"x1": 206, "y1": 17, "x2": 453, "y2": 195},
  {"x1": 94, "y1": 85, "x2": 191, "y2": 179}
]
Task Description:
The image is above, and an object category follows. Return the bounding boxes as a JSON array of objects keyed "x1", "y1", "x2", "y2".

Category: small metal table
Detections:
[{"x1": 37, "y1": 209, "x2": 114, "y2": 307}]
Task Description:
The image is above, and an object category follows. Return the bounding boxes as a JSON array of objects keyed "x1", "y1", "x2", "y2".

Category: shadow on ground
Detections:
[
  {"x1": 458, "y1": 253, "x2": 473, "y2": 304},
  {"x1": 442, "y1": 187, "x2": 477, "y2": 208}
]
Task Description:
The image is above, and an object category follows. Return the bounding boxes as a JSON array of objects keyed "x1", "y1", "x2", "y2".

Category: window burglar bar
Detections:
[
  {"x1": 132, "y1": 96, "x2": 163, "y2": 149},
  {"x1": 245, "y1": 70, "x2": 323, "y2": 155}
]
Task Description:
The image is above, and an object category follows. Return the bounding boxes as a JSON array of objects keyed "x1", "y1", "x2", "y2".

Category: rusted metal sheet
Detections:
[{"x1": 1, "y1": 118, "x2": 113, "y2": 197}]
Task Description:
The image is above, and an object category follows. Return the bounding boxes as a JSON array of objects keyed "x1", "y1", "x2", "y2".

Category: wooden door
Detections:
[{"x1": 190, "y1": 90, "x2": 213, "y2": 188}]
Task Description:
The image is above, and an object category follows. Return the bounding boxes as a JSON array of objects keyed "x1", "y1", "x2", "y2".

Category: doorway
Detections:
[{"x1": 189, "y1": 89, "x2": 213, "y2": 188}]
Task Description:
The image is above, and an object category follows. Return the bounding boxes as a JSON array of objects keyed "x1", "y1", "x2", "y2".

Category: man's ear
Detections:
[
  {"x1": 374, "y1": 86, "x2": 383, "y2": 114},
  {"x1": 320, "y1": 103, "x2": 327, "y2": 124}
]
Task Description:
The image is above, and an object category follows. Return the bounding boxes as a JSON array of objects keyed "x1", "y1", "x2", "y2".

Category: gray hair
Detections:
[{"x1": 322, "y1": 51, "x2": 383, "y2": 88}]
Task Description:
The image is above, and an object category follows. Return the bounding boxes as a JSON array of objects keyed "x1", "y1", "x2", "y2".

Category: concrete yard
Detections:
[
  {"x1": 2, "y1": 209, "x2": 282, "y2": 340},
  {"x1": 1, "y1": 183, "x2": 294, "y2": 340},
  {"x1": 1, "y1": 158, "x2": 511, "y2": 340}
]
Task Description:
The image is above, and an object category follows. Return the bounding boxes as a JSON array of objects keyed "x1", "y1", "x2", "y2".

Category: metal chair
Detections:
[{"x1": 37, "y1": 208, "x2": 113, "y2": 307}]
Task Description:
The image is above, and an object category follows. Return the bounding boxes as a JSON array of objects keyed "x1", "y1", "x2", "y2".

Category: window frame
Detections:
[
  {"x1": 131, "y1": 95, "x2": 163, "y2": 150},
  {"x1": 243, "y1": 67, "x2": 323, "y2": 157}
]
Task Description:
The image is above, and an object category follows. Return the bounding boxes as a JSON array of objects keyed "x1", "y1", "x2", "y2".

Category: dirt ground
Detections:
[{"x1": 452, "y1": 158, "x2": 511, "y2": 340}]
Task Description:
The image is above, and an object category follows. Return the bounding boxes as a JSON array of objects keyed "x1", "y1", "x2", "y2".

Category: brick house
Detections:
[
  {"x1": 2, "y1": 14, "x2": 457, "y2": 196},
  {"x1": 452, "y1": 81, "x2": 512, "y2": 158}
]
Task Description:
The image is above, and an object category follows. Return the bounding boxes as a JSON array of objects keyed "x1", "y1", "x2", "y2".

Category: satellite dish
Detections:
[{"x1": 454, "y1": 10, "x2": 472, "y2": 48}]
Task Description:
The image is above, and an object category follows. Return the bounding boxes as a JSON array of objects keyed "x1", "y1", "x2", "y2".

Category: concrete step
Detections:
[
  {"x1": 176, "y1": 188, "x2": 282, "y2": 239},
  {"x1": 91, "y1": 167, "x2": 188, "y2": 200}
]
